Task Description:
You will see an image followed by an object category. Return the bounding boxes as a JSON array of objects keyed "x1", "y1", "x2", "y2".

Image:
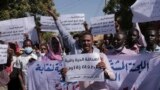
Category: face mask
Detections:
[
  {"x1": 115, "y1": 46, "x2": 124, "y2": 51},
  {"x1": 41, "y1": 53, "x2": 46, "y2": 56},
  {"x1": 24, "y1": 47, "x2": 33, "y2": 54}
]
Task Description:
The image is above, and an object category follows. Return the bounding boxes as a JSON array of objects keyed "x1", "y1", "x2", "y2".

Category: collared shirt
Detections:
[
  {"x1": 107, "y1": 47, "x2": 137, "y2": 55},
  {"x1": 142, "y1": 45, "x2": 160, "y2": 53},
  {"x1": 154, "y1": 45, "x2": 160, "y2": 52}
]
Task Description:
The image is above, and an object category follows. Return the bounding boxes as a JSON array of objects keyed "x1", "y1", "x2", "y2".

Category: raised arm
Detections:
[
  {"x1": 134, "y1": 23, "x2": 147, "y2": 47},
  {"x1": 47, "y1": 10, "x2": 76, "y2": 50}
]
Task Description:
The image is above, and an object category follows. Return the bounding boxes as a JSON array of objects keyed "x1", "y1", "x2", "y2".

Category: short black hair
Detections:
[
  {"x1": 73, "y1": 34, "x2": 80, "y2": 39},
  {"x1": 80, "y1": 31, "x2": 93, "y2": 40},
  {"x1": 145, "y1": 29, "x2": 157, "y2": 36},
  {"x1": 104, "y1": 34, "x2": 113, "y2": 40},
  {"x1": 128, "y1": 28, "x2": 140, "y2": 38},
  {"x1": 23, "y1": 39, "x2": 33, "y2": 48},
  {"x1": 40, "y1": 43, "x2": 48, "y2": 50}
]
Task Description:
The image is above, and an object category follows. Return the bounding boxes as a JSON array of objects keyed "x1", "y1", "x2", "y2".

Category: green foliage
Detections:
[
  {"x1": 0, "y1": 0, "x2": 57, "y2": 20},
  {"x1": 42, "y1": 32, "x2": 53, "y2": 42},
  {"x1": 0, "y1": 0, "x2": 30, "y2": 20},
  {"x1": 0, "y1": 10, "x2": 10, "y2": 20},
  {"x1": 103, "y1": 0, "x2": 121, "y2": 14},
  {"x1": 103, "y1": 0, "x2": 136, "y2": 30}
]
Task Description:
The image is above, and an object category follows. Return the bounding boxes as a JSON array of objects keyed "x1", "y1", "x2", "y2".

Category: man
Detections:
[
  {"x1": 101, "y1": 34, "x2": 114, "y2": 54},
  {"x1": 48, "y1": 10, "x2": 99, "y2": 55},
  {"x1": 126, "y1": 29, "x2": 141, "y2": 53},
  {"x1": 62, "y1": 31, "x2": 115, "y2": 90},
  {"x1": 145, "y1": 29, "x2": 160, "y2": 52},
  {"x1": 109, "y1": 32, "x2": 137, "y2": 55}
]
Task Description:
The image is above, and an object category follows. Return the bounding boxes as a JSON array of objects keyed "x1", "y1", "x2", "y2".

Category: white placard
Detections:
[
  {"x1": 59, "y1": 13, "x2": 85, "y2": 32},
  {"x1": 131, "y1": 0, "x2": 160, "y2": 22},
  {"x1": 63, "y1": 53, "x2": 104, "y2": 82},
  {"x1": 90, "y1": 14, "x2": 116, "y2": 35},
  {"x1": 0, "y1": 26, "x2": 25, "y2": 42},
  {"x1": 0, "y1": 44, "x2": 8, "y2": 64},
  {"x1": 0, "y1": 17, "x2": 37, "y2": 43},
  {"x1": 40, "y1": 16, "x2": 58, "y2": 32}
]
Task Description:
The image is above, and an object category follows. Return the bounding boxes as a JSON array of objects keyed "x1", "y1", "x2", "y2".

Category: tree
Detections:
[
  {"x1": 0, "y1": 0, "x2": 58, "y2": 20},
  {"x1": 103, "y1": 0, "x2": 136, "y2": 30}
]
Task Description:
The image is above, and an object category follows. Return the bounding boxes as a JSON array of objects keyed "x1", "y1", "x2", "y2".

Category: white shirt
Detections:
[{"x1": 14, "y1": 53, "x2": 38, "y2": 89}]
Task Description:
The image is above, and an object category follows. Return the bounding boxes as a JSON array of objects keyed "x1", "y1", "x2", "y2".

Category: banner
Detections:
[
  {"x1": 0, "y1": 44, "x2": 8, "y2": 64},
  {"x1": 131, "y1": 0, "x2": 160, "y2": 22},
  {"x1": 107, "y1": 53, "x2": 160, "y2": 90},
  {"x1": 28, "y1": 60, "x2": 64, "y2": 90},
  {"x1": 90, "y1": 14, "x2": 116, "y2": 35},
  {"x1": 63, "y1": 53, "x2": 104, "y2": 82},
  {"x1": 0, "y1": 17, "x2": 38, "y2": 45}
]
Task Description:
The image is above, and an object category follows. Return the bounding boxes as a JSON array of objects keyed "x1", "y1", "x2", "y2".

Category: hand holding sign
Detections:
[
  {"x1": 83, "y1": 21, "x2": 89, "y2": 31},
  {"x1": 96, "y1": 57, "x2": 106, "y2": 71},
  {"x1": 96, "y1": 61, "x2": 106, "y2": 71},
  {"x1": 61, "y1": 67, "x2": 68, "y2": 81}
]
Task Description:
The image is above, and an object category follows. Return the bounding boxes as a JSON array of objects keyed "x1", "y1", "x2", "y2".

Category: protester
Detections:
[
  {"x1": 100, "y1": 34, "x2": 114, "y2": 54},
  {"x1": 61, "y1": 31, "x2": 115, "y2": 90},
  {"x1": 0, "y1": 41, "x2": 12, "y2": 90},
  {"x1": 45, "y1": 36, "x2": 63, "y2": 60},
  {"x1": 14, "y1": 39, "x2": 38, "y2": 90},
  {"x1": 27, "y1": 41, "x2": 64, "y2": 90},
  {"x1": 7, "y1": 42, "x2": 24, "y2": 90},
  {"x1": 126, "y1": 28, "x2": 141, "y2": 53},
  {"x1": 33, "y1": 42, "x2": 40, "y2": 57},
  {"x1": 109, "y1": 32, "x2": 137, "y2": 55},
  {"x1": 39, "y1": 43, "x2": 49, "y2": 57},
  {"x1": 144, "y1": 29, "x2": 160, "y2": 52},
  {"x1": 47, "y1": 10, "x2": 99, "y2": 55},
  {"x1": 1, "y1": 1, "x2": 160, "y2": 89}
]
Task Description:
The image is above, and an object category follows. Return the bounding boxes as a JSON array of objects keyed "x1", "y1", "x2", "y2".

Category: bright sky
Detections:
[{"x1": 54, "y1": 0, "x2": 105, "y2": 22}]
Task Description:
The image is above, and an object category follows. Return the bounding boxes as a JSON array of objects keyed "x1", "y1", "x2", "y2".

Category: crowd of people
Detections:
[{"x1": 0, "y1": 9, "x2": 160, "y2": 90}]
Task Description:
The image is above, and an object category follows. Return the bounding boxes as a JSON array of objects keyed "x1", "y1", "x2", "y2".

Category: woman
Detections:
[{"x1": 46, "y1": 36, "x2": 62, "y2": 60}]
